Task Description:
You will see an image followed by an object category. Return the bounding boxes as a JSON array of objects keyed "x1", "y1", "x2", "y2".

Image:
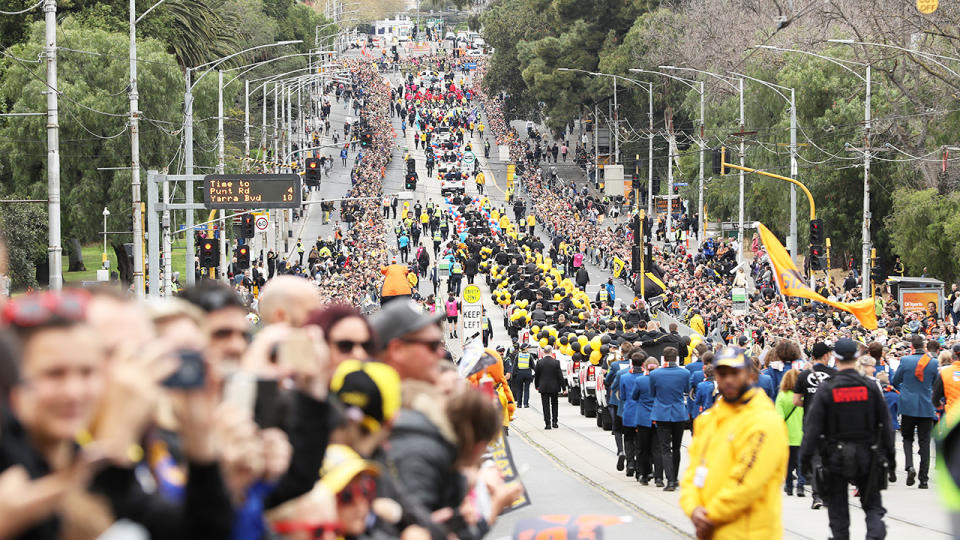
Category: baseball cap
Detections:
[
  {"x1": 318, "y1": 444, "x2": 380, "y2": 494},
  {"x1": 833, "y1": 338, "x2": 860, "y2": 361},
  {"x1": 370, "y1": 299, "x2": 444, "y2": 346},
  {"x1": 811, "y1": 341, "x2": 833, "y2": 359},
  {"x1": 330, "y1": 359, "x2": 401, "y2": 434},
  {"x1": 713, "y1": 346, "x2": 748, "y2": 369}
]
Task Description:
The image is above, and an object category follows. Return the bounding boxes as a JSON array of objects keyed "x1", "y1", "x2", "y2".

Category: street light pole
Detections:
[
  {"x1": 647, "y1": 82, "x2": 653, "y2": 218},
  {"x1": 128, "y1": 0, "x2": 144, "y2": 295},
  {"x1": 613, "y1": 76, "x2": 619, "y2": 165},
  {"x1": 217, "y1": 70, "x2": 227, "y2": 282},
  {"x1": 758, "y1": 44, "x2": 870, "y2": 298},
  {"x1": 45, "y1": 0, "x2": 62, "y2": 291},
  {"x1": 738, "y1": 77, "x2": 745, "y2": 265}
]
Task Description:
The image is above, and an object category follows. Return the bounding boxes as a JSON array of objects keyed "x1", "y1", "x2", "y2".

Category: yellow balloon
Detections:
[
  {"x1": 590, "y1": 350, "x2": 601, "y2": 365},
  {"x1": 579, "y1": 312, "x2": 586, "y2": 321},
  {"x1": 539, "y1": 338, "x2": 548, "y2": 347},
  {"x1": 554, "y1": 293, "x2": 562, "y2": 301},
  {"x1": 578, "y1": 335, "x2": 588, "y2": 346},
  {"x1": 590, "y1": 337, "x2": 602, "y2": 350},
  {"x1": 531, "y1": 325, "x2": 540, "y2": 336}
]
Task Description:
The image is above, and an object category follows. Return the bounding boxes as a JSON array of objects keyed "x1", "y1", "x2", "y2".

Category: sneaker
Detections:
[
  {"x1": 663, "y1": 482, "x2": 677, "y2": 492},
  {"x1": 654, "y1": 479, "x2": 665, "y2": 488},
  {"x1": 811, "y1": 496, "x2": 823, "y2": 510},
  {"x1": 906, "y1": 467, "x2": 916, "y2": 487},
  {"x1": 639, "y1": 475, "x2": 650, "y2": 486},
  {"x1": 616, "y1": 454, "x2": 625, "y2": 471},
  {"x1": 919, "y1": 481, "x2": 929, "y2": 489}
]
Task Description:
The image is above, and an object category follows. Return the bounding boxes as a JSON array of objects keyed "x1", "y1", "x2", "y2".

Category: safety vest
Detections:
[
  {"x1": 482, "y1": 317, "x2": 490, "y2": 330},
  {"x1": 517, "y1": 352, "x2": 531, "y2": 370},
  {"x1": 451, "y1": 262, "x2": 463, "y2": 275},
  {"x1": 433, "y1": 231, "x2": 441, "y2": 241},
  {"x1": 599, "y1": 290, "x2": 608, "y2": 302},
  {"x1": 942, "y1": 363, "x2": 960, "y2": 419}
]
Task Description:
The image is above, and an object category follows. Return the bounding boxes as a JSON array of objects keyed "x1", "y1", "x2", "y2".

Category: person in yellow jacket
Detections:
[
  {"x1": 526, "y1": 213, "x2": 536, "y2": 235},
  {"x1": 498, "y1": 214, "x2": 510, "y2": 231},
  {"x1": 680, "y1": 347, "x2": 788, "y2": 540},
  {"x1": 475, "y1": 171, "x2": 485, "y2": 195},
  {"x1": 689, "y1": 310, "x2": 706, "y2": 337}
]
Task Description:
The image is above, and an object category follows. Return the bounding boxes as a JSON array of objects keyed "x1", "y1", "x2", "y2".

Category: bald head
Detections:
[{"x1": 258, "y1": 276, "x2": 322, "y2": 326}]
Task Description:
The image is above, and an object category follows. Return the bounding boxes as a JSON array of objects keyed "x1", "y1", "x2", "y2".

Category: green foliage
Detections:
[
  {"x1": 885, "y1": 188, "x2": 960, "y2": 282},
  {"x1": 0, "y1": 202, "x2": 47, "y2": 289}
]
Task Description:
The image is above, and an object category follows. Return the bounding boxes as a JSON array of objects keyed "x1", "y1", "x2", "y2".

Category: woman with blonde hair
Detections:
[{"x1": 775, "y1": 369, "x2": 805, "y2": 497}]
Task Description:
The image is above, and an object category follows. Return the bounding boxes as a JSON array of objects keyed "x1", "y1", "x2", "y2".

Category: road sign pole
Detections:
[{"x1": 147, "y1": 171, "x2": 161, "y2": 299}]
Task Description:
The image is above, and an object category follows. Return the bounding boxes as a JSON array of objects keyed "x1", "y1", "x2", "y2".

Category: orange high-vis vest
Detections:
[{"x1": 941, "y1": 362, "x2": 960, "y2": 417}]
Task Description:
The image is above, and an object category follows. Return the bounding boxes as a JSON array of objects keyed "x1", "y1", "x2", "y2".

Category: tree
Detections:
[
  {"x1": 886, "y1": 188, "x2": 960, "y2": 282},
  {"x1": 0, "y1": 203, "x2": 47, "y2": 290}
]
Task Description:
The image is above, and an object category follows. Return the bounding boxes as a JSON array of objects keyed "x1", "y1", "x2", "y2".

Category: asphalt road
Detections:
[{"x1": 274, "y1": 52, "x2": 954, "y2": 540}]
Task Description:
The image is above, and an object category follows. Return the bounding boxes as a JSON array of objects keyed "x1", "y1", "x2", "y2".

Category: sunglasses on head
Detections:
[
  {"x1": 1, "y1": 289, "x2": 89, "y2": 327},
  {"x1": 332, "y1": 339, "x2": 375, "y2": 355},
  {"x1": 337, "y1": 475, "x2": 376, "y2": 505}
]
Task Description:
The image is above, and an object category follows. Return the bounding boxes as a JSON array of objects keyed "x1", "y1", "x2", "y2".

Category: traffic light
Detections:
[
  {"x1": 809, "y1": 219, "x2": 824, "y2": 246},
  {"x1": 712, "y1": 147, "x2": 727, "y2": 176},
  {"x1": 405, "y1": 172, "x2": 417, "y2": 190},
  {"x1": 870, "y1": 263, "x2": 884, "y2": 284},
  {"x1": 672, "y1": 184, "x2": 680, "y2": 195},
  {"x1": 631, "y1": 244, "x2": 644, "y2": 273},
  {"x1": 305, "y1": 157, "x2": 321, "y2": 186},
  {"x1": 631, "y1": 213, "x2": 642, "y2": 244},
  {"x1": 238, "y1": 213, "x2": 255, "y2": 239},
  {"x1": 200, "y1": 240, "x2": 219, "y2": 268},
  {"x1": 360, "y1": 131, "x2": 372, "y2": 148},
  {"x1": 406, "y1": 158, "x2": 416, "y2": 173},
  {"x1": 651, "y1": 176, "x2": 661, "y2": 195},
  {"x1": 809, "y1": 244, "x2": 825, "y2": 271},
  {"x1": 236, "y1": 245, "x2": 250, "y2": 270}
]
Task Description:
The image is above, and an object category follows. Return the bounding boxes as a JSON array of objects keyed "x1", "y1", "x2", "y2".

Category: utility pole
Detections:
[
  {"x1": 128, "y1": 0, "x2": 144, "y2": 295},
  {"x1": 862, "y1": 66, "x2": 871, "y2": 300},
  {"x1": 244, "y1": 79, "x2": 250, "y2": 172},
  {"x1": 697, "y1": 81, "x2": 704, "y2": 245},
  {"x1": 789, "y1": 87, "x2": 798, "y2": 266},
  {"x1": 217, "y1": 70, "x2": 226, "y2": 282},
  {"x1": 647, "y1": 83, "x2": 653, "y2": 218},
  {"x1": 612, "y1": 77, "x2": 619, "y2": 164},
  {"x1": 44, "y1": 0, "x2": 62, "y2": 291},
  {"x1": 665, "y1": 108, "x2": 674, "y2": 241},
  {"x1": 738, "y1": 77, "x2": 745, "y2": 265},
  {"x1": 184, "y1": 68, "x2": 196, "y2": 286}
]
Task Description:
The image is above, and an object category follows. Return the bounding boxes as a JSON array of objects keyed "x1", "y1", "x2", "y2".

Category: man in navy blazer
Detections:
[
  {"x1": 618, "y1": 352, "x2": 645, "y2": 477},
  {"x1": 630, "y1": 354, "x2": 663, "y2": 486},
  {"x1": 892, "y1": 334, "x2": 940, "y2": 488},
  {"x1": 649, "y1": 346, "x2": 690, "y2": 491}
]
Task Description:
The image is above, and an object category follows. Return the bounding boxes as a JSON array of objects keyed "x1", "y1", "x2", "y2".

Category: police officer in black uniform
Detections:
[{"x1": 800, "y1": 338, "x2": 896, "y2": 540}]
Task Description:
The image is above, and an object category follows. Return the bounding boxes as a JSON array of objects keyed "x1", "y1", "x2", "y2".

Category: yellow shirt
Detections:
[
  {"x1": 475, "y1": 172, "x2": 485, "y2": 185},
  {"x1": 679, "y1": 388, "x2": 788, "y2": 540},
  {"x1": 527, "y1": 214, "x2": 535, "y2": 226}
]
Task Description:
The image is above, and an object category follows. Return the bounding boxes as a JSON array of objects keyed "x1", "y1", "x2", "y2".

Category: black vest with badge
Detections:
[{"x1": 819, "y1": 369, "x2": 880, "y2": 481}]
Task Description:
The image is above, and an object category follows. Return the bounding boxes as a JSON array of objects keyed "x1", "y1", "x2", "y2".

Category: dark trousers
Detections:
[
  {"x1": 823, "y1": 476, "x2": 886, "y2": 540},
  {"x1": 623, "y1": 426, "x2": 637, "y2": 471},
  {"x1": 610, "y1": 406, "x2": 623, "y2": 454},
  {"x1": 540, "y1": 392, "x2": 558, "y2": 425},
  {"x1": 657, "y1": 421, "x2": 685, "y2": 483},
  {"x1": 636, "y1": 425, "x2": 663, "y2": 481},
  {"x1": 786, "y1": 445, "x2": 806, "y2": 491},
  {"x1": 901, "y1": 415, "x2": 934, "y2": 481},
  {"x1": 516, "y1": 373, "x2": 533, "y2": 406}
]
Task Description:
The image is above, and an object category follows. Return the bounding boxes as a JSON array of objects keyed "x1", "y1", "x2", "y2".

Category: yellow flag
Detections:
[
  {"x1": 756, "y1": 222, "x2": 878, "y2": 330},
  {"x1": 612, "y1": 256, "x2": 625, "y2": 278}
]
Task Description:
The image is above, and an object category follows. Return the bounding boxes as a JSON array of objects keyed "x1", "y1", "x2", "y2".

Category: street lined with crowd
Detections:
[{"x1": 1, "y1": 37, "x2": 959, "y2": 540}]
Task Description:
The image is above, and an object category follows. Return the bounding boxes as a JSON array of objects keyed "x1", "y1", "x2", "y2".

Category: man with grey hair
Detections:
[{"x1": 535, "y1": 345, "x2": 564, "y2": 429}]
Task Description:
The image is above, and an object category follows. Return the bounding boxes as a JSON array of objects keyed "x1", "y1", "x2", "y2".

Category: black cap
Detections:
[
  {"x1": 833, "y1": 338, "x2": 859, "y2": 361},
  {"x1": 811, "y1": 341, "x2": 832, "y2": 359},
  {"x1": 369, "y1": 299, "x2": 444, "y2": 346}
]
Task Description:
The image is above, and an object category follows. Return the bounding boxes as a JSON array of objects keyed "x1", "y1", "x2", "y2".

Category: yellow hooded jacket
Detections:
[{"x1": 680, "y1": 388, "x2": 788, "y2": 540}]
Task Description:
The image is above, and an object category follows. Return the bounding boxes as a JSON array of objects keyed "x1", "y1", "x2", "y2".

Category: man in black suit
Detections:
[{"x1": 535, "y1": 345, "x2": 564, "y2": 430}]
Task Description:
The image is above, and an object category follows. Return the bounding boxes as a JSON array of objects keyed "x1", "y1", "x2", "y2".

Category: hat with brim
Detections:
[
  {"x1": 714, "y1": 346, "x2": 748, "y2": 369},
  {"x1": 318, "y1": 444, "x2": 380, "y2": 494},
  {"x1": 370, "y1": 299, "x2": 444, "y2": 346}
]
